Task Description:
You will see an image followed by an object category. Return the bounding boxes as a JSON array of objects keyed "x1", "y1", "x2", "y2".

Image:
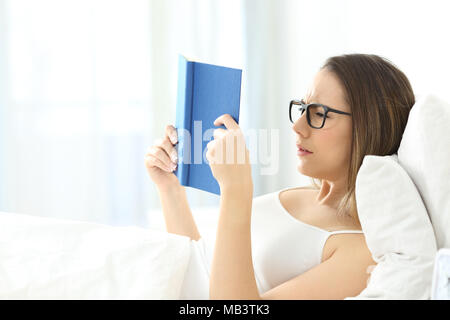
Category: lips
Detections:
[{"x1": 296, "y1": 144, "x2": 312, "y2": 153}]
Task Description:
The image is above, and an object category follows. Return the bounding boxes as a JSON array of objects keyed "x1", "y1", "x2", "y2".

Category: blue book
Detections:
[{"x1": 174, "y1": 55, "x2": 242, "y2": 195}]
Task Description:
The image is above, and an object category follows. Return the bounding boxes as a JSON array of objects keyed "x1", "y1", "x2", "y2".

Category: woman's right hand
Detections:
[{"x1": 145, "y1": 124, "x2": 181, "y2": 191}]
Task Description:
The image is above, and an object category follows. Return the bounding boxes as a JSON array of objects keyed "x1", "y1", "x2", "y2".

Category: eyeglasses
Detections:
[{"x1": 289, "y1": 99, "x2": 352, "y2": 129}]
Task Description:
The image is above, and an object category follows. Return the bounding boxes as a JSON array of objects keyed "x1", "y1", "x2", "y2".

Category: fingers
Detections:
[
  {"x1": 208, "y1": 126, "x2": 248, "y2": 165},
  {"x1": 213, "y1": 114, "x2": 239, "y2": 130},
  {"x1": 165, "y1": 125, "x2": 178, "y2": 145},
  {"x1": 205, "y1": 140, "x2": 217, "y2": 164},
  {"x1": 213, "y1": 128, "x2": 227, "y2": 140},
  {"x1": 155, "y1": 137, "x2": 178, "y2": 163},
  {"x1": 146, "y1": 144, "x2": 177, "y2": 172},
  {"x1": 144, "y1": 124, "x2": 178, "y2": 173},
  {"x1": 206, "y1": 138, "x2": 226, "y2": 164},
  {"x1": 145, "y1": 153, "x2": 175, "y2": 172}
]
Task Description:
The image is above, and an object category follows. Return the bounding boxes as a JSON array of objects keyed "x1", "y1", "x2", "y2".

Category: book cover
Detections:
[{"x1": 174, "y1": 54, "x2": 242, "y2": 195}]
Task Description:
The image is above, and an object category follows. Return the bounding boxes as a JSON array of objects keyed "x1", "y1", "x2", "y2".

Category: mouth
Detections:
[{"x1": 296, "y1": 144, "x2": 313, "y2": 153}]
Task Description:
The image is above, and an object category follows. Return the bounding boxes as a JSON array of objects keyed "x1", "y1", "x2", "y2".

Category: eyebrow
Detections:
[
  {"x1": 303, "y1": 96, "x2": 319, "y2": 104},
  {"x1": 303, "y1": 99, "x2": 351, "y2": 115}
]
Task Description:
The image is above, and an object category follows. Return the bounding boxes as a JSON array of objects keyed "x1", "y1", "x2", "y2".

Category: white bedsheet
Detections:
[
  {"x1": 0, "y1": 211, "x2": 192, "y2": 299},
  {"x1": 150, "y1": 205, "x2": 219, "y2": 300}
]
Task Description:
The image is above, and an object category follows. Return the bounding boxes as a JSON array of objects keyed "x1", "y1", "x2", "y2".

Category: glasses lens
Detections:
[
  {"x1": 290, "y1": 103, "x2": 305, "y2": 123},
  {"x1": 308, "y1": 104, "x2": 326, "y2": 128}
]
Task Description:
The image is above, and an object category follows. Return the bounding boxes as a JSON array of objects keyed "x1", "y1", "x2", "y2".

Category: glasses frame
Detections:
[{"x1": 289, "y1": 99, "x2": 352, "y2": 129}]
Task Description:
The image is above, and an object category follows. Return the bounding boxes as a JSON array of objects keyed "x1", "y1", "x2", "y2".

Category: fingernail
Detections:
[
  {"x1": 170, "y1": 133, "x2": 178, "y2": 144},
  {"x1": 171, "y1": 151, "x2": 178, "y2": 162}
]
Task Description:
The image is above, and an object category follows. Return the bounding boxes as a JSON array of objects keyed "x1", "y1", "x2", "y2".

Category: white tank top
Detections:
[
  {"x1": 250, "y1": 186, "x2": 363, "y2": 294},
  {"x1": 179, "y1": 186, "x2": 364, "y2": 299}
]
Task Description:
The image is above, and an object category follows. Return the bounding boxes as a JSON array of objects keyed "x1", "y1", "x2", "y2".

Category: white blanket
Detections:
[{"x1": 0, "y1": 211, "x2": 192, "y2": 299}]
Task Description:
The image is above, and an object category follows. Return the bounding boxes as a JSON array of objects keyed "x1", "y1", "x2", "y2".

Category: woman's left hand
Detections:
[{"x1": 206, "y1": 114, "x2": 253, "y2": 190}]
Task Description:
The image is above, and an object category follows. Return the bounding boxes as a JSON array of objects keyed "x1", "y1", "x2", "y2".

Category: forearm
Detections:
[
  {"x1": 157, "y1": 185, "x2": 201, "y2": 241},
  {"x1": 209, "y1": 183, "x2": 261, "y2": 300}
]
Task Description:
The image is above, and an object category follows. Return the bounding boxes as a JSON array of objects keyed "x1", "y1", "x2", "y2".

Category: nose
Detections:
[{"x1": 291, "y1": 111, "x2": 310, "y2": 136}]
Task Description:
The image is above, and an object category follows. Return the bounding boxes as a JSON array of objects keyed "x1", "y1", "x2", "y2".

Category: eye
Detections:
[{"x1": 315, "y1": 112, "x2": 329, "y2": 118}]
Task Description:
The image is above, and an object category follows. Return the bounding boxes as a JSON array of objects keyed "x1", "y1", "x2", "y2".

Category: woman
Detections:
[{"x1": 144, "y1": 53, "x2": 415, "y2": 299}]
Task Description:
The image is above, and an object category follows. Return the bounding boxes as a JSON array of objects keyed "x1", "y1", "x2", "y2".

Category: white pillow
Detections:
[
  {"x1": 346, "y1": 154, "x2": 437, "y2": 300},
  {"x1": 431, "y1": 248, "x2": 450, "y2": 299},
  {"x1": 0, "y1": 211, "x2": 192, "y2": 299},
  {"x1": 398, "y1": 93, "x2": 450, "y2": 250}
]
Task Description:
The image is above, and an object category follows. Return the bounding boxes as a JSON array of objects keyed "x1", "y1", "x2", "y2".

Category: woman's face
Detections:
[{"x1": 292, "y1": 68, "x2": 353, "y2": 182}]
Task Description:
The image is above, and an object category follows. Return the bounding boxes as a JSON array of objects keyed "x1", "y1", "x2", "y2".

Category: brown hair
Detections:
[{"x1": 311, "y1": 54, "x2": 415, "y2": 224}]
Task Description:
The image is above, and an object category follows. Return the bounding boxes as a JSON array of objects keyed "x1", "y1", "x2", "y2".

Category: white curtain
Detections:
[
  {"x1": 1, "y1": 0, "x2": 154, "y2": 226},
  {"x1": 1, "y1": 0, "x2": 450, "y2": 227},
  {"x1": 0, "y1": 0, "x2": 245, "y2": 227}
]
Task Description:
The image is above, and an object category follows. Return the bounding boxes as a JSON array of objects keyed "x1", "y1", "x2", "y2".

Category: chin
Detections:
[
  {"x1": 296, "y1": 163, "x2": 321, "y2": 180},
  {"x1": 296, "y1": 163, "x2": 310, "y2": 176}
]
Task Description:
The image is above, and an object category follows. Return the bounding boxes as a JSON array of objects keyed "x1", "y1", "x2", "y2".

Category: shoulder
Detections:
[
  {"x1": 279, "y1": 185, "x2": 317, "y2": 206},
  {"x1": 329, "y1": 233, "x2": 376, "y2": 270},
  {"x1": 324, "y1": 234, "x2": 376, "y2": 296},
  {"x1": 260, "y1": 231, "x2": 376, "y2": 299},
  {"x1": 280, "y1": 185, "x2": 318, "y2": 195}
]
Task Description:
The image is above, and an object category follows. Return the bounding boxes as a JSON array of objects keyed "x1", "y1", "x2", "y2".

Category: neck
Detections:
[
  {"x1": 315, "y1": 179, "x2": 346, "y2": 208},
  {"x1": 315, "y1": 178, "x2": 361, "y2": 228}
]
